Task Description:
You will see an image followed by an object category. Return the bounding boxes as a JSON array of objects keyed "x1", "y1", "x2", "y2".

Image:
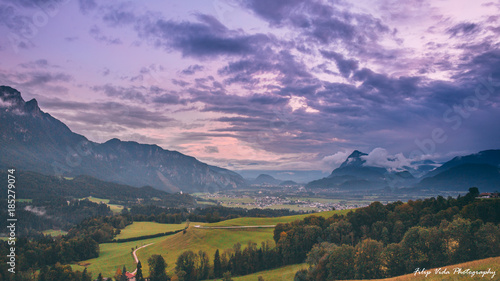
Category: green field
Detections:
[
  {"x1": 137, "y1": 226, "x2": 275, "y2": 276},
  {"x1": 115, "y1": 222, "x2": 186, "y2": 240},
  {"x1": 210, "y1": 256, "x2": 500, "y2": 281},
  {"x1": 207, "y1": 209, "x2": 349, "y2": 227},
  {"x1": 84, "y1": 196, "x2": 110, "y2": 204},
  {"x1": 211, "y1": 264, "x2": 309, "y2": 281},
  {"x1": 349, "y1": 256, "x2": 500, "y2": 281},
  {"x1": 42, "y1": 229, "x2": 68, "y2": 236},
  {"x1": 83, "y1": 196, "x2": 124, "y2": 214},
  {"x1": 75, "y1": 210, "x2": 349, "y2": 278},
  {"x1": 72, "y1": 236, "x2": 167, "y2": 279}
]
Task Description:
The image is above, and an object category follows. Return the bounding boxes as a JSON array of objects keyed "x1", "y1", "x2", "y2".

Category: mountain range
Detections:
[
  {"x1": 0, "y1": 86, "x2": 245, "y2": 193},
  {"x1": 1, "y1": 85, "x2": 498, "y2": 194},
  {"x1": 306, "y1": 149, "x2": 500, "y2": 192}
]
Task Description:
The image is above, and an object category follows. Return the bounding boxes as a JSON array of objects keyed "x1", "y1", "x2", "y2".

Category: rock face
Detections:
[{"x1": 0, "y1": 86, "x2": 245, "y2": 193}]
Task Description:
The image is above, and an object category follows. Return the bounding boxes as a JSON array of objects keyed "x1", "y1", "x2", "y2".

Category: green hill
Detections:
[
  {"x1": 207, "y1": 209, "x2": 348, "y2": 227},
  {"x1": 137, "y1": 226, "x2": 275, "y2": 276},
  {"x1": 114, "y1": 221, "x2": 187, "y2": 240}
]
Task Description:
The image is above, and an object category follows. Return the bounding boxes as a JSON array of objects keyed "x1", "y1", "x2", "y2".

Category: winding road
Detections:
[{"x1": 130, "y1": 243, "x2": 155, "y2": 275}]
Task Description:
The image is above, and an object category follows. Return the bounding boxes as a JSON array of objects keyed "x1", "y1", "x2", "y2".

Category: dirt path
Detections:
[
  {"x1": 130, "y1": 243, "x2": 154, "y2": 275},
  {"x1": 193, "y1": 225, "x2": 276, "y2": 229}
]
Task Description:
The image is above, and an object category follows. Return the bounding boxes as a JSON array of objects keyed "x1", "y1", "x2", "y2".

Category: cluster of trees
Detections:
[
  {"x1": 67, "y1": 214, "x2": 132, "y2": 243},
  {"x1": 0, "y1": 198, "x2": 112, "y2": 236},
  {"x1": 171, "y1": 241, "x2": 278, "y2": 281},
  {"x1": 280, "y1": 188, "x2": 500, "y2": 280},
  {"x1": 0, "y1": 214, "x2": 132, "y2": 279},
  {"x1": 296, "y1": 217, "x2": 500, "y2": 280},
  {"x1": 131, "y1": 205, "x2": 305, "y2": 224},
  {"x1": 0, "y1": 235, "x2": 98, "y2": 279}
]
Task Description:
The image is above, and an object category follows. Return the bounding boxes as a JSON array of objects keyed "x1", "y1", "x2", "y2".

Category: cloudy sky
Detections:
[{"x1": 1, "y1": 0, "x2": 499, "y2": 172}]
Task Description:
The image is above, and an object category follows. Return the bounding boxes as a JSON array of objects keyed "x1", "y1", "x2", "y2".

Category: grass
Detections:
[
  {"x1": 137, "y1": 226, "x2": 275, "y2": 276},
  {"x1": 84, "y1": 196, "x2": 110, "y2": 204},
  {"x1": 212, "y1": 264, "x2": 309, "y2": 281},
  {"x1": 42, "y1": 229, "x2": 68, "y2": 236},
  {"x1": 207, "y1": 209, "x2": 350, "y2": 227},
  {"x1": 347, "y1": 256, "x2": 500, "y2": 281},
  {"x1": 82, "y1": 196, "x2": 123, "y2": 214},
  {"x1": 75, "y1": 210, "x2": 350, "y2": 278},
  {"x1": 72, "y1": 236, "x2": 167, "y2": 279},
  {"x1": 208, "y1": 256, "x2": 500, "y2": 281},
  {"x1": 115, "y1": 222, "x2": 186, "y2": 240}
]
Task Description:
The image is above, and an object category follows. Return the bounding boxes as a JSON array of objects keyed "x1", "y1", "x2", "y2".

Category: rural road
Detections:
[
  {"x1": 130, "y1": 243, "x2": 155, "y2": 275},
  {"x1": 194, "y1": 225, "x2": 276, "y2": 229}
]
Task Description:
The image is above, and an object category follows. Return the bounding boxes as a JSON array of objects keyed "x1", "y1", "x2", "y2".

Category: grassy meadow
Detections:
[
  {"x1": 72, "y1": 236, "x2": 166, "y2": 279},
  {"x1": 137, "y1": 226, "x2": 275, "y2": 276},
  {"x1": 348, "y1": 256, "x2": 500, "y2": 281},
  {"x1": 42, "y1": 229, "x2": 68, "y2": 236},
  {"x1": 114, "y1": 221, "x2": 186, "y2": 240},
  {"x1": 83, "y1": 196, "x2": 124, "y2": 213},
  {"x1": 207, "y1": 209, "x2": 349, "y2": 227},
  {"x1": 212, "y1": 264, "x2": 309, "y2": 281}
]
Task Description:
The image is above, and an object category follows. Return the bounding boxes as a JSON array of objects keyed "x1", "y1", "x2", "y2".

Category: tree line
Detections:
[{"x1": 131, "y1": 205, "x2": 308, "y2": 224}]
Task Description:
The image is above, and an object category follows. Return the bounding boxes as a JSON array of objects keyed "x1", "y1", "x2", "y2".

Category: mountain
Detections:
[
  {"x1": 417, "y1": 150, "x2": 500, "y2": 192},
  {"x1": 306, "y1": 150, "x2": 417, "y2": 190},
  {"x1": 424, "y1": 150, "x2": 500, "y2": 178},
  {"x1": 250, "y1": 174, "x2": 283, "y2": 185},
  {"x1": 0, "y1": 170, "x2": 196, "y2": 207},
  {"x1": 279, "y1": 180, "x2": 298, "y2": 186},
  {"x1": 0, "y1": 86, "x2": 245, "y2": 193},
  {"x1": 417, "y1": 163, "x2": 500, "y2": 192}
]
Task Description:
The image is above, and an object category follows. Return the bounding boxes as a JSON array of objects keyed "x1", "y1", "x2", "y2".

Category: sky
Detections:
[{"x1": 1, "y1": 0, "x2": 499, "y2": 173}]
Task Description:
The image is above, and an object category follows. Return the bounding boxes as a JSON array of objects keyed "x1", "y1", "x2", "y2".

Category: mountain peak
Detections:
[
  {"x1": 339, "y1": 150, "x2": 368, "y2": 168},
  {"x1": 348, "y1": 150, "x2": 367, "y2": 158},
  {"x1": 0, "y1": 85, "x2": 24, "y2": 108},
  {"x1": 25, "y1": 98, "x2": 41, "y2": 115}
]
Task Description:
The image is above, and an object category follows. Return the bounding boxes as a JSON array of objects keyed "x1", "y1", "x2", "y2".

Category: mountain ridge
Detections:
[{"x1": 0, "y1": 85, "x2": 246, "y2": 193}]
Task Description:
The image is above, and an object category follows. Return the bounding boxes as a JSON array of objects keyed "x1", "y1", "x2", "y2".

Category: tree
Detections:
[
  {"x1": 175, "y1": 251, "x2": 197, "y2": 281},
  {"x1": 198, "y1": 250, "x2": 210, "y2": 280},
  {"x1": 149, "y1": 254, "x2": 170, "y2": 281},
  {"x1": 120, "y1": 266, "x2": 128, "y2": 281},
  {"x1": 222, "y1": 271, "x2": 233, "y2": 281},
  {"x1": 114, "y1": 268, "x2": 122, "y2": 281},
  {"x1": 82, "y1": 268, "x2": 92, "y2": 281},
  {"x1": 136, "y1": 260, "x2": 144, "y2": 281},
  {"x1": 213, "y1": 249, "x2": 222, "y2": 278},
  {"x1": 354, "y1": 239, "x2": 384, "y2": 279}
]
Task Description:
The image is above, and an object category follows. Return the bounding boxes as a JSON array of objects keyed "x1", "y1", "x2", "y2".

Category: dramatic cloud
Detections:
[
  {"x1": 361, "y1": 148, "x2": 412, "y2": 171},
  {"x1": 1, "y1": 0, "x2": 499, "y2": 171},
  {"x1": 136, "y1": 13, "x2": 272, "y2": 58}
]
